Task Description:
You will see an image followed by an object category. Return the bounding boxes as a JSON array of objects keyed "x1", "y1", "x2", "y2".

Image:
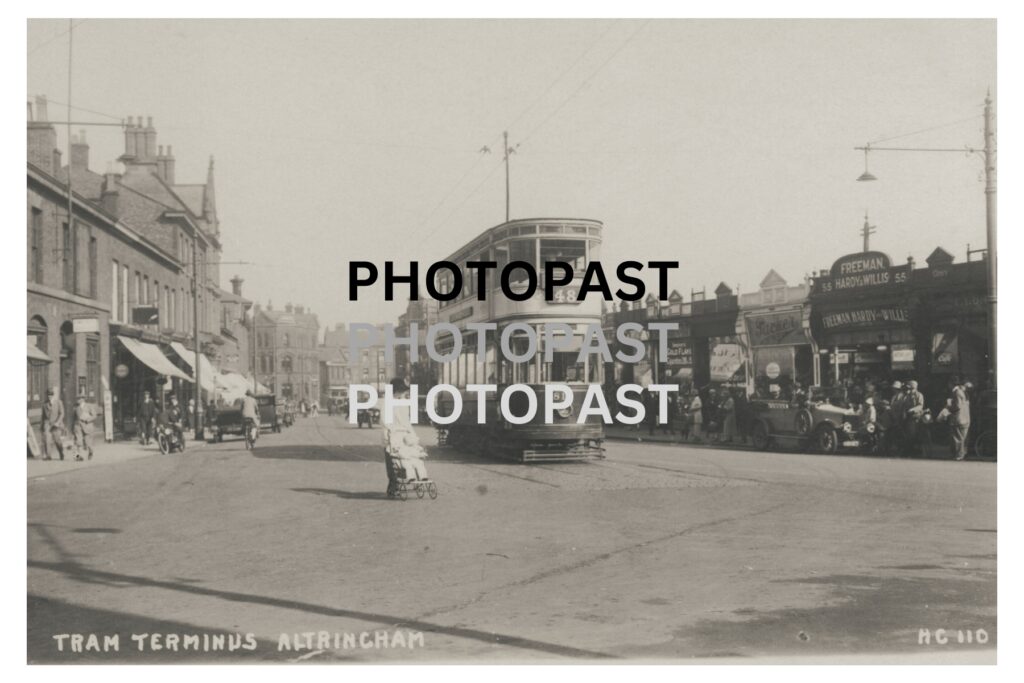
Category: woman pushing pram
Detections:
[{"x1": 383, "y1": 378, "x2": 437, "y2": 500}]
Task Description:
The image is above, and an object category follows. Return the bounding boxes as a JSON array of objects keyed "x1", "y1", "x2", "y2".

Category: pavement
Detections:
[
  {"x1": 28, "y1": 436, "x2": 208, "y2": 480},
  {"x1": 27, "y1": 415, "x2": 996, "y2": 663}
]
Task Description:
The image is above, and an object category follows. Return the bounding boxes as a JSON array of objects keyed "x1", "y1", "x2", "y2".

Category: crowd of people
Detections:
[{"x1": 630, "y1": 374, "x2": 983, "y2": 460}]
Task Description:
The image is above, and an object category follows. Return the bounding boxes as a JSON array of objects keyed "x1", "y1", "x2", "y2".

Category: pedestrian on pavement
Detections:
[
  {"x1": 688, "y1": 390, "x2": 703, "y2": 443},
  {"x1": 187, "y1": 398, "x2": 197, "y2": 434},
  {"x1": 721, "y1": 390, "x2": 737, "y2": 444},
  {"x1": 643, "y1": 387, "x2": 657, "y2": 436},
  {"x1": 72, "y1": 397, "x2": 96, "y2": 461},
  {"x1": 677, "y1": 391, "x2": 691, "y2": 442},
  {"x1": 903, "y1": 380, "x2": 926, "y2": 455},
  {"x1": 41, "y1": 387, "x2": 65, "y2": 461},
  {"x1": 138, "y1": 391, "x2": 156, "y2": 445},
  {"x1": 948, "y1": 375, "x2": 971, "y2": 461}
]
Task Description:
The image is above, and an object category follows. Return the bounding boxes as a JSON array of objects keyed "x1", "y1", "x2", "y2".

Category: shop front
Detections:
[
  {"x1": 110, "y1": 329, "x2": 193, "y2": 438},
  {"x1": 739, "y1": 307, "x2": 815, "y2": 399},
  {"x1": 808, "y1": 251, "x2": 914, "y2": 397},
  {"x1": 811, "y1": 300, "x2": 916, "y2": 387}
]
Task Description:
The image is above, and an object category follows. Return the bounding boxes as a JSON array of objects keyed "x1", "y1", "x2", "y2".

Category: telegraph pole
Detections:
[
  {"x1": 983, "y1": 91, "x2": 997, "y2": 388},
  {"x1": 861, "y1": 212, "x2": 876, "y2": 252},
  {"x1": 192, "y1": 234, "x2": 204, "y2": 440}
]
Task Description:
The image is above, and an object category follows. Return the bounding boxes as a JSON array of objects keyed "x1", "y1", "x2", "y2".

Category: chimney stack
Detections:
[
  {"x1": 27, "y1": 95, "x2": 58, "y2": 173},
  {"x1": 70, "y1": 129, "x2": 89, "y2": 171},
  {"x1": 144, "y1": 116, "x2": 157, "y2": 160},
  {"x1": 101, "y1": 165, "x2": 121, "y2": 216},
  {"x1": 230, "y1": 275, "x2": 244, "y2": 297},
  {"x1": 123, "y1": 116, "x2": 137, "y2": 158},
  {"x1": 285, "y1": 303, "x2": 294, "y2": 314},
  {"x1": 295, "y1": 305, "x2": 305, "y2": 315},
  {"x1": 156, "y1": 144, "x2": 176, "y2": 184}
]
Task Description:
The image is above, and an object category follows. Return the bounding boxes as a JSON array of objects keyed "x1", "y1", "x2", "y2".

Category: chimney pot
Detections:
[
  {"x1": 158, "y1": 145, "x2": 164, "y2": 156},
  {"x1": 230, "y1": 275, "x2": 244, "y2": 296}
]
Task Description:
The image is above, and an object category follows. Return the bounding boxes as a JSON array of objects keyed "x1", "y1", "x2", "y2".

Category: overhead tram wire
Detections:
[
  {"x1": 412, "y1": 20, "x2": 647, "y2": 254},
  {"x1": 28, "y1": 19, "x2": 88, "y2": 56},
  {"x1": 520, "y1": 19, "x2": 651, "y2": 147},
  {"x1": 868, "y1": 113, "x2": 983, "y2": 146}
]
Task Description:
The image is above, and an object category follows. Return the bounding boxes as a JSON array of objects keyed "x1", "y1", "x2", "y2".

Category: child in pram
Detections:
[{"x1": 382, "y1": 378, "x2": 429, "y2": 497}]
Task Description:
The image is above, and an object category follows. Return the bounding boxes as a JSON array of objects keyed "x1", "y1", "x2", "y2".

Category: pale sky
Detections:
[{"x1": 27, "y1": 19, "x2": 996, "y2": 334}]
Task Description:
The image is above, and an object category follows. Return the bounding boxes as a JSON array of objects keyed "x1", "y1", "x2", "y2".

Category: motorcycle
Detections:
[{"x1": 157, "y1": 423, "x2": 186, "y2": 454}]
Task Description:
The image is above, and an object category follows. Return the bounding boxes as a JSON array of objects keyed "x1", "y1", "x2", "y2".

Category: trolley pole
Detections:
[{"x1": 503, "y1": 130, "x2": 510, "y2": 222}]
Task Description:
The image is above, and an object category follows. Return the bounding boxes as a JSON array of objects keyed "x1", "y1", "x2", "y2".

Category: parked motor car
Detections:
[{"x1": 749, "y1": 387, "x2": 865, "y2": 454}]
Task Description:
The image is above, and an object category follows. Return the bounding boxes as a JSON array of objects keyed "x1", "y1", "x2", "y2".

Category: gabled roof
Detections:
[
  {"x1": 759, "y1": 269, "x2": 787, "y2": 289},
  {"x1": 714, "y1": 282, "x2": 733, "y2": 296},
  {"x1": 926, "y1": 247, "x2": 955, "y2": 266},
  {"x1": 668, "y1": 289, "x2": 683, "y2": 302}
]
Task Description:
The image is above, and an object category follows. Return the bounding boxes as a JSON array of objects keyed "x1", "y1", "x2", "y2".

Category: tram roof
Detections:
[{"x1": 439, "y1": 217, "x2": 603, "y2": 263}]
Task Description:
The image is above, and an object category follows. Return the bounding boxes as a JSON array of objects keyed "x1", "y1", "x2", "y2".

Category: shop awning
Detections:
[
  {"x1": 169, "y1": 341, "x2": 218, "y2": 393},
  {"x1": 117, "y1": 335, "x2": 192, "y2": 381},
  {"x1": 27, "y1": 341, "x2": 52, "y2": 363}
]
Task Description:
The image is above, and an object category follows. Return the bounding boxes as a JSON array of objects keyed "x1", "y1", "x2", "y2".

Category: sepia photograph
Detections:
[{"x1": 20, "y1": 13, "x2": 1001, "y2": 667}]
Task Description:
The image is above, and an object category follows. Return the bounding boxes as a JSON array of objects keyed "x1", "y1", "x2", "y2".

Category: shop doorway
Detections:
[{"x1": 59, "y1": 321, "x2": 75, "y2": 421}]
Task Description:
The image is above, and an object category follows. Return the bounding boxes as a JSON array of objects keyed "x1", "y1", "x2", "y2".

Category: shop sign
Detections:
[
  {"x1": 932, "y1": 331, "x2": 959, "y2": 370},
  {"x1": 665, "y1": 339, "x2": 693, "y2": 369},
  {"x1": 892, "y1": 347, "x2": 915, "y2": 363},
  {"x1": 765, "y1": 362, "x2": 781, "y2": 379},
  {"x1": 114, "y1": 363, "x2": 130, "y2": 378},
  {"x1": 853, "y1": 351, "x2": 886, "y2": 364},
  {"x1": 747, "y1": 310, "x2": 805, "y2": 346},
  {"x1": 710, "y1": 343, "x2": 743, "y2": 382},
  {"x1": 812, "y1": 251, "x2": 910, "y2": 296},
  {"x1": 72, "y1": 317, "x2": 100, "y2": 333},
  {"x1": 930, "y1": 294, "x2": 986, "y2": 316},
  {"x1": 835, "y1": 353, "x2": 850, "y2": 364},
  {"x1": 820, "y1": 306, "x2": 909, "y2": 331}
]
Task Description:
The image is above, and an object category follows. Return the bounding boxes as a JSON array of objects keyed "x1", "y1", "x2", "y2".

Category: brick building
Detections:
[
  {"x1": 253, "y1": 302, "x2": 321, "y2": 403},
  {"x1": 27, "y1": 95, "x2": 246, "y2": 439}
]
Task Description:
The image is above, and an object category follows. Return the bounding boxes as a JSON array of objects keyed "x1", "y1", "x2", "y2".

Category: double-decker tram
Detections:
[{"x1": 431, "y1": 217, "x2": 605, "y2": 462}]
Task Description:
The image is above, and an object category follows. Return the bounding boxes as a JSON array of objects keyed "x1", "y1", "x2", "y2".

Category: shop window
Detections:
[
  {"x1": 111, "y1": 261, "x2": 120, "y2": 322},
  {"x1": 282, "y1": 355, "x2": 293, "y2": 373},
  {"x1": 88, "y1": 236, "x2": 97, "y2": 298},
  {"x1": 28, "y1": 316, "x2": 48, "y2": 408}
]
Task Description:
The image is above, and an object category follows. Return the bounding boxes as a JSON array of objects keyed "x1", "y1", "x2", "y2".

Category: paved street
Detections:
[{"x1": 27, "y1": 415, "x2": 996, "y2": 663}]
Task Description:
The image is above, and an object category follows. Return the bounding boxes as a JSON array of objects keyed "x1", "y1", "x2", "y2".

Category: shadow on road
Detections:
[
  {"x1": 28, "y1": 560, "x2": 613, "y2": 661},
  {"x1": 292, "y1": 487, "x2": 390, "y2": 501},
  {"x1": 249, "y1": 444, "x2": 381, "y2": 463}
]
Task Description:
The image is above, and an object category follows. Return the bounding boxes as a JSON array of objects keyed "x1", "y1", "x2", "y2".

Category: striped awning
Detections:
[{"x1": 117, "y1": 336, "x2": 192, "y2": 381}]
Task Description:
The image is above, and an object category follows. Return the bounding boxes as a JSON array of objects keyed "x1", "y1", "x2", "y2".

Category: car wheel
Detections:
[
  {"x1": 814, "y1": 425, "x2": 838, "y2": 455},
  {"x1": 751, "y1": 421, "x2": 771, "y2": 451}
]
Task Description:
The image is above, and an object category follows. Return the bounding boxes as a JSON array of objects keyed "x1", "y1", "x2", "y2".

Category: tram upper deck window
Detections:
[{"x1": 539, "y1": 239, "x2": 586, "y2": 276}]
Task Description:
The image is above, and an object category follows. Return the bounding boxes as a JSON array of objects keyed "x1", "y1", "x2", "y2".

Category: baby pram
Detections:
[{"x1": 384, "y1": 431, "x2": 438, "y2": 501}]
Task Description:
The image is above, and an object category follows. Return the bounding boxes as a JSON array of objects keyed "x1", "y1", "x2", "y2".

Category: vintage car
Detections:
[
  {"x1": 749, "y1": 388, "x2": 866, "y2": 454},
  {"x1": 209, "y1": 394, "x2": 282, "y2": 442}
]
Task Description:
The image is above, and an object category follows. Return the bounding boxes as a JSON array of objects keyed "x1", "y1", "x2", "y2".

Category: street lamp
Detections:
[{"x1": 855, "y1": 92, "x2": 996, "y2": 388}]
